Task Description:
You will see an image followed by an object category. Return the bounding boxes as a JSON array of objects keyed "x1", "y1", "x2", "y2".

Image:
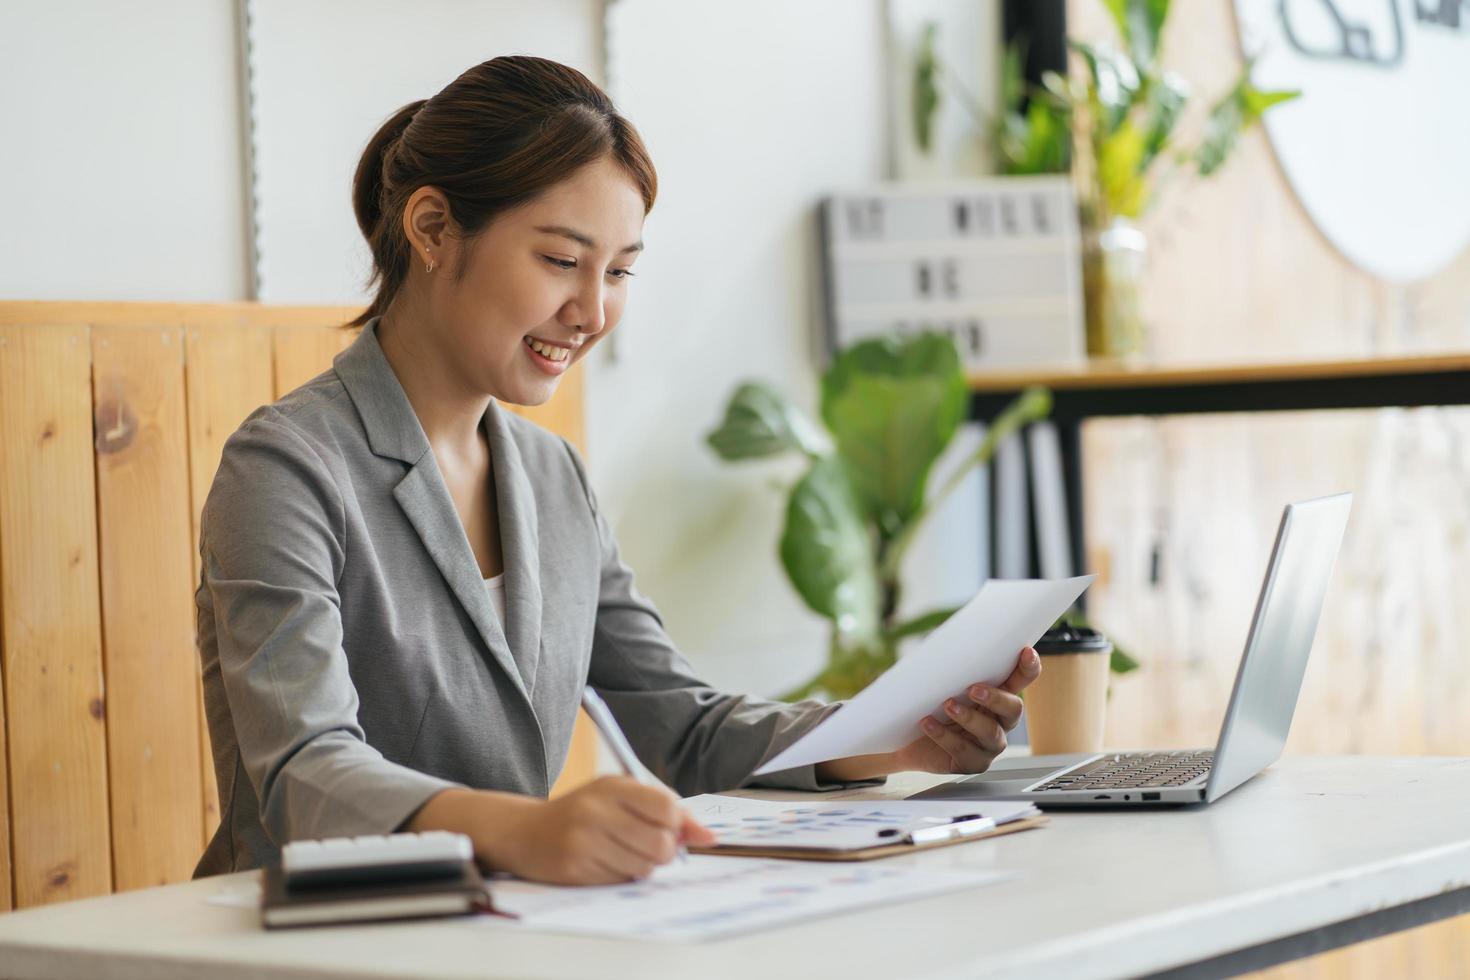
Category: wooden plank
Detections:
[
  {"x1": 91, "y1": 326, "x2": 204, "y2": 892},
  {"x1": 0, "y1": 323, "x2": 112, "y2": 907},
  {"x1": 0, "y1": 301, "x2": 360, "y2": 330},
  {"x1": 548, "y1": 713, "x2": 600, "y2": 796},
  {"x1": 272, "y1": 324, "x2": 357, "y2": 399},
  {"x1": 0, "y1": 600, "x2": 9, "y2": 912},
  {"x1": 184, "y1": 323, "x2": 274, "y2": 842}
]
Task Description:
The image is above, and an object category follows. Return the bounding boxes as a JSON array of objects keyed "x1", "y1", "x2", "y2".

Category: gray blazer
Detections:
[{"x1": 194, "y1": 319, "x2": 851, "y2": 877}]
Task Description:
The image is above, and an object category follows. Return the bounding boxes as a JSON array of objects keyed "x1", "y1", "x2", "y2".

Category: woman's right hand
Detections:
[
  {"x1": 501, "y1": 775, "x2": 714, "y2": 884},
  {"x1": 409, "y1": 776, "x2": 714, "y2": 885}
]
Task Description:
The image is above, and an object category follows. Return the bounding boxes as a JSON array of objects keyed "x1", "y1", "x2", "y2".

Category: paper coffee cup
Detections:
[{"x1": 1024, "y1": 626, "x2": 1111, "y2": 756}]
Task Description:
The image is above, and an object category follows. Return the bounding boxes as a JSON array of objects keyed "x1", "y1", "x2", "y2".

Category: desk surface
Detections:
[{"x1": 0, "y1": 756, "x2": 1466, "y2": 980}]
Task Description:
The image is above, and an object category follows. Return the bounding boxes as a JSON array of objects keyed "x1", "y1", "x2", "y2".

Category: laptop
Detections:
[{"x1": 910, "y1": 492, "x2": 1352, "y2": 808}]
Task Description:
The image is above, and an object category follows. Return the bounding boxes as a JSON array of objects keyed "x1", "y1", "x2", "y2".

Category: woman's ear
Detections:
[{"x1": 401, "y1": 186, "x2": 457, "y2": 269}]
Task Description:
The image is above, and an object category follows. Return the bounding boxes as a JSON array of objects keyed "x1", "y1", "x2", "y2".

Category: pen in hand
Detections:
[{"x1": 580, "y1": 686, "x2": 690, "y2": 862}]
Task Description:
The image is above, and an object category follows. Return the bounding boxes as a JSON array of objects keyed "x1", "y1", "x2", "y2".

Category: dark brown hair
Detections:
[{"x1": 349, "y1": 56, "x2": 657, "y2": 327}]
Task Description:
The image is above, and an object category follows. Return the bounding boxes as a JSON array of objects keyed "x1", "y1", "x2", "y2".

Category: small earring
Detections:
[{"x1": 425, "y1": 253, "x2": 434, "y2": 273}]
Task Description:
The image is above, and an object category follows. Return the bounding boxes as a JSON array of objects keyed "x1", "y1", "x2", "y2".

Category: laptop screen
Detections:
[{"x1": 1206, "y1": 493, "x2": 1352, "y2": 802}]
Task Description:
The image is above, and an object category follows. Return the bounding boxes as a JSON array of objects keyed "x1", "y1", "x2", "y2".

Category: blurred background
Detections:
[{"x1": 3, "y1": 0, "x2": 1468, "y2": 972}]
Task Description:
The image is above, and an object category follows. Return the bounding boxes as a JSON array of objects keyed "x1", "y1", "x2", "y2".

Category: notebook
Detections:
[{"x1": 260, "y1": 862, "x2": 493, "y2": 929}]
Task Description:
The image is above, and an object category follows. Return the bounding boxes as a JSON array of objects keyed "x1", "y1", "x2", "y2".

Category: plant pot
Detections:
[{"x1": 1082, "y1": 217, "x2": 1148, "y2": 358}]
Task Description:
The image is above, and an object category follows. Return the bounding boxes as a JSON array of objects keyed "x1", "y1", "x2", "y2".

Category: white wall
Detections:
[
  {"x1": 593, "y1": 0, "x2": 890, "y2": 696},
  {"x1": 887, "y1": 0, "x2": 1002, "y2": 179},
  {"x1": 1, "y1": 0, "x2": 995, "y2": 700},
  {"x1": 0, "y1": 0, "x2": 249, "y2": 300},
  {"x1": 246, "y1": 0, "x2": 601, "y2": 303}
]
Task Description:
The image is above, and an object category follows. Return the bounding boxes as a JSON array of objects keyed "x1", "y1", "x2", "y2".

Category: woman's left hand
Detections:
[
  {"x1": 814, "y1": 646, "x2": 1041, "y2": 783},
  {"x1": 892, "y1": 645, "x2": 1039, "y2": 775}
]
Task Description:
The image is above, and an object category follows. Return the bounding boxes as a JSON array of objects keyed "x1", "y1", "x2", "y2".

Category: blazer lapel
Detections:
[
  {"x1": 393, "y1": 459, "x2": 530, "y2": 705},
  {"x1": 484, "y1": 400, "x2": 544, "y2": 693},
  {"x1": 335, "y1": 320, "x2": 532, "y2": 708}
]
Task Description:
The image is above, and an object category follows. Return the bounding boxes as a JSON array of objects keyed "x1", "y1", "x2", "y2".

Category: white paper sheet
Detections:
[
  {"x1": 684, "y1": 794, "x2": 1038, "y2": 850},
  {"x1": 479, "y1": 855, "x2": 1012, "y2": 942},
  {"x1": 754, "y1": 576, "x2": 1094, "y2": 775}
]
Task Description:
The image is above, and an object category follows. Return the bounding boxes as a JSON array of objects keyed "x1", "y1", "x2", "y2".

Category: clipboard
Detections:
[{"x1": 688, "y1": 814, "x2": 1048, "y2": 862}]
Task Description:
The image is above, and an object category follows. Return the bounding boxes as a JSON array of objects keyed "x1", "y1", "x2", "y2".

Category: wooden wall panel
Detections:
[
  {"x1": 272, "y1": 324, "x2": 356, "y2": 399},
  {"x1": 0, "y1": 323, "x2": 112, "y2": 907},
  {"x1": 91, "y1": 326, "x2": 204, "y2": 891},
  {"x1": 1065, "y1": 1, "x2": 1470, "y2": 974},
  {"x1": 183, "y1": 324, "x2": 274, "y2": 842},
  {"x1": 0, "y1": 302, "x2": 595, "y2": 906},
  {"x1": 0, "y1": 617, "x2": 9, "y2": 911},
  {"x1": 0, "y1": 302, "x2": 359, "y2": 331}
]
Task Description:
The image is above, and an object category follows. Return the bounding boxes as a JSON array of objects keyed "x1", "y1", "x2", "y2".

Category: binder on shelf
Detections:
[
  {"x1": 1027, "y1": 420, "x2": 1075, "y2": 579},
  {"x1": 995, "y1": 433, "x2": 1031, "y2": 579}
]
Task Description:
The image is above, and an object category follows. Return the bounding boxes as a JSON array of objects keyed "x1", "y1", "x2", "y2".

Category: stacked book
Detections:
[{"x1": 262, "y1": 831, "x2": 491, "y2": 929}]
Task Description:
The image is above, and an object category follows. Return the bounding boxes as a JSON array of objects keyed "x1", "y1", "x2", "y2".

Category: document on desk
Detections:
[
  {"x1": 480, "y1": 855, "x2": 1011, "y2": 942},
  {"x1": 684, "y1": 794, "x2": 1039, "y2": 851},
  {"x1": 754, "y1": 576, "x2": 1094, "y2": 775}
]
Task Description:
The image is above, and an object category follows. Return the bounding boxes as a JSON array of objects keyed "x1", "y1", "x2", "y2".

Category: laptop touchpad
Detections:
[
  {"x1": 961, "y1": 765, "x2": 1062, "y2": 784},
  {"x1": 905, "y1": 753, "x2": 1096, "y2": 800}
]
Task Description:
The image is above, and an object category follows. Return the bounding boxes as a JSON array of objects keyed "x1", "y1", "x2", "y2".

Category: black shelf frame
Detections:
[{"x1": 969, "y1": 360, "x2": 1470, "y2": 595}]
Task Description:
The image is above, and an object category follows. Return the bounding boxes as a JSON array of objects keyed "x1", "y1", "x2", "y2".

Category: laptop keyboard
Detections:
[{"x1": 1033, "y1": 750, "x2": 1214, "y2": 792}]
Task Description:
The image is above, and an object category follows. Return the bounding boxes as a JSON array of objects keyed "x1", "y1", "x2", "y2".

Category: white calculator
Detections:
[{"x1": 280, "y1": 831, "x2": 473, "y2": 888}]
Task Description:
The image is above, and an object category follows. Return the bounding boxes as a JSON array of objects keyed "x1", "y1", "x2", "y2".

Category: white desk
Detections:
[{"x1": 1, "y1": 756, "x2": 1466, "y2": 980}]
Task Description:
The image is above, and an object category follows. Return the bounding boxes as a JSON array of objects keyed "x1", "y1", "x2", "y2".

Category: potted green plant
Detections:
[
  {"x1": 707, "y1": 332, "x2": 1133, "y2": 701},
  {"x1": 912, "y1": 0, "x2": 1300, "y2": 357}
]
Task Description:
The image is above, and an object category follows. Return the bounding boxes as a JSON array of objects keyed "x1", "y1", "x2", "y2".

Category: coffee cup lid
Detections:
[{"x1": 1034, "y1": 625, "x2": 1111, "y2": 654}]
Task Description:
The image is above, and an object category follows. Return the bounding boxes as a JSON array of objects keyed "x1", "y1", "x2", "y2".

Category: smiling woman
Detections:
[
  {"x1": 349, "y1": 57, "x2": 651, "y2": 407},
  {"x1": 193, "y1": 55, "x2": 1041, "y2": 889}
]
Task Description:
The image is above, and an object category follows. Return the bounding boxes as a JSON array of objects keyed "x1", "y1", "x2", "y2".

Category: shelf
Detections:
[{"x1": 967, "y1": 352, "x2": 1470, "y2": 419}]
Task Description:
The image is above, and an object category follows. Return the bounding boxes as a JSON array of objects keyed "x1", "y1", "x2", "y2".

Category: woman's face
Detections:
[{"x1": 406, "y1": 155, "x2": 646, "y2": 407}]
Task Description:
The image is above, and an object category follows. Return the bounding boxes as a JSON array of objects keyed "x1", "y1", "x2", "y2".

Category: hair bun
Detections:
[{"x1": 351, "y1": 98, "x2": 429, "y2": 242}]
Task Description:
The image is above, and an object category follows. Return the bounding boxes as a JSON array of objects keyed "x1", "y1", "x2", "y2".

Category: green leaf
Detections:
[
  {"x1": 886, "y1": 606, "x2": 960, "y2": 641},
  {"x1": 1097, "y1": 120, "x2": 1150, "y2": 217},
  {"x1": 1139, "y1": 70, "x2": 1188, "y2": 169},
  {"x1": 1243, "y1": 86, "x2": 1299, "y2": 118},
  {"x1": 1101, "y1": 0, "x2": 1171, "y2": 69},
  {"x1": 819, "y1": 333, "x2": 968, "y2": 532},
  {"x1": 1195, "y1": 92, "x2": 1242, "y2": 177},
  {"x1": 706, "y1": 382, "x2": 828, "y2": 462},
  {"x1": 1101, "y1": 0, "x2": 1129, "y2": 46},
  {"x1": 1000, "y1": 36, "x2": 1027, "y2": 113},
  {"x1": 1110, "y1": 646, "x2": 1141, "y2": 674},
  {"x1": 1039, "y1": 69, "x2": 1075, "y2": 106},
  {"x1": 912, "y1": 22, "x2": 941, "y2": 153},
  {"x1": 879, "y1": 385, "x2": 1052, "y2": 581},
  {"x1": 779, "y1": 457, "x2": 880, "y2": 637},
  {"x1": 1069, "y1": 40, "x2": 1141, "y2": 136},
  {"x1": 999, "y1": 97, "x2": 1072, "y2": 176},
  {"x1": 1196, "y1": 63, "x2": 1299, "y2": 177}
]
